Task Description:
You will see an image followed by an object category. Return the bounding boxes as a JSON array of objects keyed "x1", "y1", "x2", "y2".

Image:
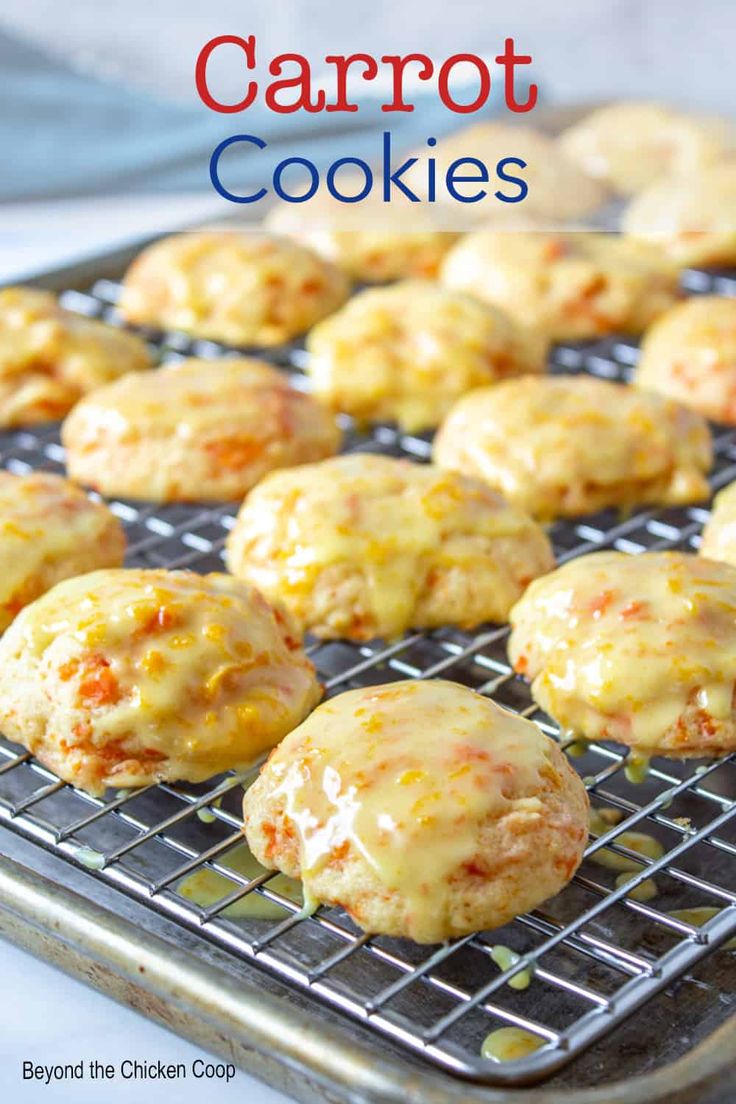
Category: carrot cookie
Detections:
[
  {"x1": 0, "y1": 568, "x2": 321, "y2": 794},
  {"x1": 62, "y1": 358, "x2": 341, "y2": 502},
  {"x1": 622, "y1": 162, "x2": 736, "y2": 267},
  {"x1": 305, "y1": 280, "x2": 547, "y2": 432},
  {"x1": 700, "y1": 482, "x2": 736, "y2": 566},
  {"x1": 404, "y1": 122, "x2": 607, "y2": 222},
  {"x1": 0, "y1": 286, "x2": 152, "y2": 427},
  {"x1": 559, "y1": 102, "x2": 733, "y2": 196},
  {"x1": 244, "y1": 680, "x2": 588, "y2": 943},
  {"x1": 265, "y1": 199, "x2": 458, "y2": 283},
  {"x1": 119, "y1": 231, "x2": 350, "y2": 346},
  {"x1": 508, "y1": 551, "x2": 736, "y2": 758},
  {"x1": 433, "y1": 376, "x2": 711, "y2": 520},
  {"x1": 635, "y1": 297, "x2": 736, "y2": 423},
  {"x1": 440, "y1": 231, "x2": 679, "y2": 341},
  {"x1": 226, "y1": 454, "x2": 553, "y2": 640},
  {"x1": 0, "y1": 472, "x2": 125, "y2": 632}
]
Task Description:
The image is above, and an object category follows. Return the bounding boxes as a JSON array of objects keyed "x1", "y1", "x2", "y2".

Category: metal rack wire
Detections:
[{"x1": 0, "y1": 271, "x2": 735, "y2": 1087}]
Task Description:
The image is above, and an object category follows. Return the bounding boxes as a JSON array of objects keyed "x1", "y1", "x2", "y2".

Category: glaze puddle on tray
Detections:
[
  {"x1": 481, "y1": 1027, "x2": 545, "y2": 1062},
  {"x1": 178, "y1": 841, "x2": 302, "y2": 920}
]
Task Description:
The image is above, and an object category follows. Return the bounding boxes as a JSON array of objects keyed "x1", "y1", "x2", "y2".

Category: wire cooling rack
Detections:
[{"x1": 0, "y1": 271, "x2": 735, "y2": 1088}]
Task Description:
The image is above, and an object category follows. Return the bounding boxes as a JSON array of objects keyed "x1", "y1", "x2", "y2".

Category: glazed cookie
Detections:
[
  {"x1": 433, "y1": 376, "x2": 711, "y2": 520},
  {"x1": 119, "y1": 231, "x2": 350, "y2": 346},
  {"x1": 244, "y1": 680, "x2": 589, "y2": 943},
  {"x1": 700, "y1": 482, "x2": 736, "y2": 566},
  {"x1": 0, "y1": 568, "x2": 321, "y2": 794},
  {"x1": 508, "y1": 551, "x2": 736, "y2": 758},
  {"x1": 265, "y1": 200, "x2": 458, "y2": 283},
  {"x1": 0, "y1": 472, "x2": 125, "y2": 632},
  {"x1": 226, "y1": 454, "x2": 554, "y2": 640},
  {"x1": 404, "y1": 122, "x2": 607, "y2": 222},
  {"x1": 559, "y1": 102, "x2": 733, "y2": 196},
  {"x1": 62, "y1": 358, "x2": 341, "y2": 502},
  {"x1": 635, "y1": 297, "x2": 736, "y2": 423},
  {"x1": 0, "y1": 286, "x2": 152, "y2": 427},
  {"x1": 440, "y1": 231, "x2": 680, "y2": 341},
  {"x1": 622, "y1": 162, "x2": 736, "y2": 267},
  {"x1": 305, "y1": 280, "x2": 547, "y2": 432}
]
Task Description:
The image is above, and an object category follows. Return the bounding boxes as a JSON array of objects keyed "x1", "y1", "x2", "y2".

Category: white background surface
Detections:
[{"x1": 0, "y1": 940, "x2": 291, "y2": 1103}]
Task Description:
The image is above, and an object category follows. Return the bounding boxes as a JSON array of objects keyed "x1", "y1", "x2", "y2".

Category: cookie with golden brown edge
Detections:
[
  {"x1": 244, "y1": 680, "x2": 589, "y2": 943},
  {"x1": 226, "y1": 454, "x2": 554, "y2": 640},
  {"x1": 635, "y1": 297, "x2": 736, "y2": 424},
  {"x1": 305, "y1": 280, "x2": 547, "y2": 432},
  {"x1": 0, "y1": 471, "x2": 125, "y2": 632},
  {"x1": 440, "y1": 231, "x2": 680, "y2": 342},
  {"x1": 0, "y1": 568, "x2": 321, "y2": 794},
  {"x1": 433, "y1": 375, "x2": 711, "y2": 520},
  {"x1": 622, "y1": 162, "x2": 736, "y2": 268},
  {"x1": 509, "y1": 551, "x2": 736, "y2": 758},
  {"x1": 265, "y1": 199, "x2": 458, "y2": 283},
  {"x1": 62, "y1": 358, "x2": 341, "y2": 503},
  {"x1": 559, "y1": 102, "x2": 733, "y2": 196},
  {"x1": 0, "y1": 286, "x2": 152, "y2": 427},
  {"x1": 119, "y1": 231, "x2": 350, "y2": 346}
]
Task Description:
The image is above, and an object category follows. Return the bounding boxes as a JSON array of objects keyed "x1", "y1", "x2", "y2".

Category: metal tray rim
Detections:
[{"x1": 1, "y1": 852, "x2": 734, "y2": 1104}]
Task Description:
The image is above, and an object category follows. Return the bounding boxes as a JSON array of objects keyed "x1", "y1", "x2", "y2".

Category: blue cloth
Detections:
[{"x1": 0, "y1": 29, "x2": 523, "y2": 201}]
